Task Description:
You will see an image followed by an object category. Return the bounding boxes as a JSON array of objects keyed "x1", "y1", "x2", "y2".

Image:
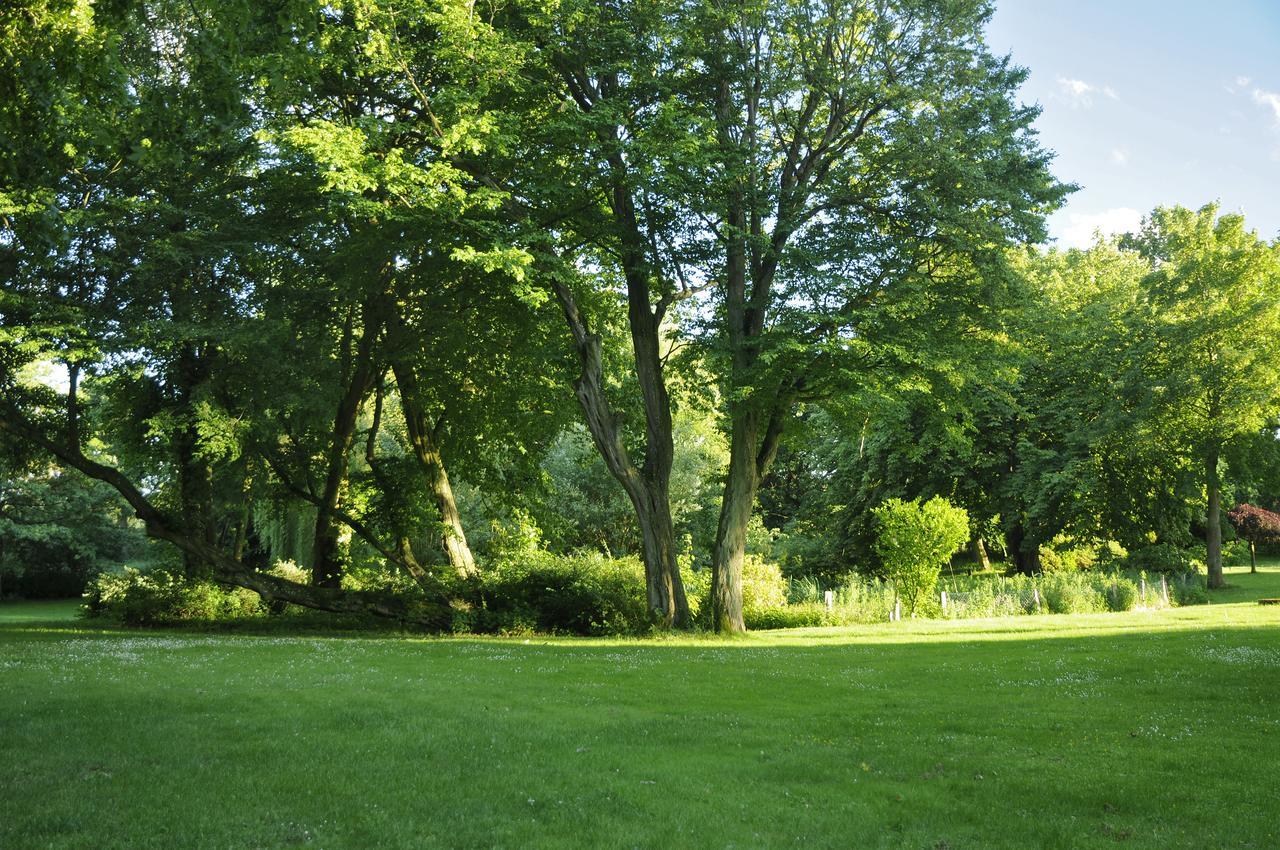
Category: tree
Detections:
[
  {"x1": 697, "y1": 0, "x2": 1066, "y2": 629},
  {"x1": 874, "y1": 496, "x2": 969, "y2": 616},
  {"x1": 1126, "y1": 205, "x2": 1280, "y2": 588},
  {"x1": 1226, "y1": 503, "x2": 1280, "y2": 574}
]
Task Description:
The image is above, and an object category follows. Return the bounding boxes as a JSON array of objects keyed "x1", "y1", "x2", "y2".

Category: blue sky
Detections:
[{"x1": 986, "y1": 0, "x2": 1280, "y2": 247}]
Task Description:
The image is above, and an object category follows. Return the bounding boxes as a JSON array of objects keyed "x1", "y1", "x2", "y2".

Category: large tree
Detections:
[
  {"x1": 1125, "y1": 204, "x2": 1280, "y2": 588},
  {"x1": 695, "y1": 0, "x2": 1066, "y2": 629}
]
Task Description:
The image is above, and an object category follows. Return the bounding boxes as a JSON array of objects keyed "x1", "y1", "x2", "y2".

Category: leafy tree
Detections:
[
  {"x1": 873, "y1": 496, "x2": 969, "y2": 616},
  {"x1": 1226, "y1": 503, "x2": 1280, "y2": 574},
  {"x1": 1125, "y1": 205, "x2": 1280, "y2": 588}
]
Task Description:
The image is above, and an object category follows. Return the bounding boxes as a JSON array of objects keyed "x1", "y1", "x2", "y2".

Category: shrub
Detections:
[
  {"x1": 741, "y1": 555, "x2": 788, "y2": 622},
  {"x1": 1101, "y1": 575, "x2": 1140, "y2": 612},
  {"x1": 1171, "y1": 572, "x2": 1209, "y2": 605},
  {"x1": 83, "y1": 567, "x2": 265, "y2": 625},
  {"x1": 1124, "y1": 543, "x2": 1201, "y2": 574},
  {"x1": 1039, "y1": 539, "x2": 1098, "y2": 572},
  {"x1": 475, "y1": 552, "x2": 650, "y2": 636},
  {"x1": 1039, "y1": 573, "x2": 1107, "y2": 614},
  {"x1": 873, "y1": 496, "x2": 969, "y2": 615}
]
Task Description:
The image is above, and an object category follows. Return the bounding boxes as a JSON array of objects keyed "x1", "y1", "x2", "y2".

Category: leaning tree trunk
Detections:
[
  {"x1": 1206, "y1": 447, "x2": 1224, "y2": 589},
  {"x1": 972, "y1": 537, "x2": 991, "y2": 572},
  {"x1": 390, "y1": 360, "x2": 477, "y2": 578}
]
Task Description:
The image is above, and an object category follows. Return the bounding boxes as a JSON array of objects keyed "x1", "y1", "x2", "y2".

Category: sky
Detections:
[{"x1": 986, "y1": 0, "x2": 1280, "y2": 248}]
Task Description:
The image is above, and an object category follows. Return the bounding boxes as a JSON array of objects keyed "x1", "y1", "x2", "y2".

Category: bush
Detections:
[
  {"x1": 1101, "y1": 575, "x2": 1140, "y2": 612},
  {"x1": 1039, "y1": 539, "x2": 1098, "y2": 572},
  {"x1": 475, "y1": 552, "x2": 650, "y2": 636},
  {"x1": 741, "y1": 555, "x2": 788, "y2": 622},
  {"x1": 1124, "y1": 543, "x2": 1198, "y2": 574},
  {"x1": 1171, "y1": 572, "x2": 1209, "y2": 605},
  {"x1": 874, "y1": 496, "x2": 969, "y2": 615},
  {"x1": 83, "y1": 567, "x2": 264, "y2": 625},
  {"x1": 1039, "y1": 573, "x2": 1108, "y2": 614}
]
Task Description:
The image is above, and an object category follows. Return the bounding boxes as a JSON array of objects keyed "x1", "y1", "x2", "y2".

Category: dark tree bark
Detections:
[
  {"x1": 1005, "y1": 521, "x2": 1040, "y2": 576},
  {"x1": 1206, "y1": 446, "x2": 1224, "y2": 589},
  {"x1": 311, "y1": 301, "x2": 382, "y2": 588}
]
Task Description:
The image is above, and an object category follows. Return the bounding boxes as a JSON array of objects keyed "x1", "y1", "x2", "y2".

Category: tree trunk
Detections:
[
  {"x1": 550, "y1": 281, "x2": 689, "y2": 628},
  {"x1": 1006, "y1": 521, "x2": 1039, "y2": 576},
  {"x1": 312, "y1": 303, "x2": 381, "y2": 588},
  {"x1": 1206, "y1": 448, "x2": 1224, "y2": 589},
  {"x1": 972, "y1": 537, "x2": 991, "y2": 572},
  {"x1": 711, "y1": 413, "x2": 758, "y2": 633},
  {"x1": 1250, "y1": 540, "x2": 1257, "y2": 574},
  {"x1": 390, "y1": 360, "x2": 477, "y2": 578},
  {"x1": 174, "y1": 343, "x2": 216, "y2": 579}
]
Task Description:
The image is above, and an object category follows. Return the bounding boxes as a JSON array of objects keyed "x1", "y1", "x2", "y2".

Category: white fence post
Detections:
[{"x1": 824, "y1": 589, "x2": 834, "y2": 611}]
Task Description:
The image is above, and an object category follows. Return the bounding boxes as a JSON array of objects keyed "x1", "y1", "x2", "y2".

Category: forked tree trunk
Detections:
[
  {"x1": 312, "y1": 303, "x2": 381, "y2": 588},
  {"x1": 1206, "y1": 447, "x2": 1224, "y2": 589},
  {"x1": 550, "y1": 280, "x2": 690, "y2": 628},
  {"x1": 390, "y1": 360, "x2": 477, "y2": 579}
]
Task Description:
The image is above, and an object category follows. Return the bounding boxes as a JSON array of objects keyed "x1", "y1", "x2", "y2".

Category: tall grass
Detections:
[{"x1": 759, "y1": 568, "x2": 1203, "y2": 629}]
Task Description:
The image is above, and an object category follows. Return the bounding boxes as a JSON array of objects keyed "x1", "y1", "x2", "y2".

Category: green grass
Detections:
[{"x1": 2, "y1": 567, "x2": 1279, "y2": 849}]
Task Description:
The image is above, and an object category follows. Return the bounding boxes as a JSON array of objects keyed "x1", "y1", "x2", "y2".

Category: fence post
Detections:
[
  {"x1": 1141, "y1": 576, "x2": 1147, "y2": 605},
  {"x1": 1161, "y1": 575, "x2": 1169, "y2": 605},
  {"x1": 1032, "y1": 586, "x2": 1040, "y2": 611},
  {"x1": 824, "y1": 590, "x2": 834, "y2": 611},
  {"x1": 941, "y1": 590, "x2": 948, "y2": 612}
]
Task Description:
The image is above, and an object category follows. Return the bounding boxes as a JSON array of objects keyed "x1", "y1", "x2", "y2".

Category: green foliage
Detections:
[
  {"x1": 874, "y1": 497, "x2": 970, "y2": 615},
  {"x1": 1039, "y1": 573, "x2": 1108, "y2": 614},
  {"x1": 83, "y1": 567, "x2": 262, "y2": 625},
  {"x1": 473, "y1": 552, "x2": 651, "y2": 636},
  {"x1": 0, "y1": 467, "x2": 148, "y2": 598},
  {"x1": 1123, "y1": 543, "x2": 1201, "y2": 574},
  {"x1": 1038, "y1": 539, "x2": 1099, "y2": 572}
]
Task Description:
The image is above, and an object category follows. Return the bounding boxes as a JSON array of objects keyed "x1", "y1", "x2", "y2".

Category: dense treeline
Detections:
[{"x1": 3, "y1": 0, "x2": 1279, "y2": 630}]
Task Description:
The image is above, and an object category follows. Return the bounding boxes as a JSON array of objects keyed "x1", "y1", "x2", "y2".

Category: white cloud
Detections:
[
  {"x1": 1253, "y1": 87, "x2": 1280, "y2": 123},
  {"x1": 1055, "y1": 76, "x2": 1119, "y2": 108},
  {"x1": 1058, "y1": 207, "x2": 1144, "y2": 249},
  {"x1": 1110, "y1": 148, "x2": 1129, "y2": 166},
  {"x1": 1238, "y1": 75, "x2": 1253, "y2": 88}
]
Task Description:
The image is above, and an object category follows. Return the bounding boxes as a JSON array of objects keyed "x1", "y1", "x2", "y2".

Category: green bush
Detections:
[
  {"x1": 1222, "y1": 539, "x2": 1250, "y2": 567},
  {"x1": 874, "y1": 496, "x2": 969, "y2": 615},
  {"x1": 475, "y1": 551, "x2": 650, "y2": 636},
  {"x1": 1171, "y1": 573, "x2": 1209, "y2": 605},
  {"x1": 1039, "y1": 573, "x2": 1108, "y2": 613},
  {"x1": 1124, "y1": 543, "x2": 1198, "y2": 574},
  {"x1": 741, "y1": 555, "x2": 788, "y2": 621},
  {"x1": 1039, "y1": 539, "x2": 1099, "y2": 572},
  {"x1": 83, "y1": 567, "x2": 264, "y2": 625},
  {"x1": 1101, "y1": 575, "x2": 1140, "y2": 612}
]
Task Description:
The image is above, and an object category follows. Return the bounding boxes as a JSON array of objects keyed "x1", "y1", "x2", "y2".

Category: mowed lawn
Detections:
[{"x1": 2, "y1": 569, "x2": 1279, "y2": 849}]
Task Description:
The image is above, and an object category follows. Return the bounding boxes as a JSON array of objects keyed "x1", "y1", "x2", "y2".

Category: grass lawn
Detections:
[{"x1": 2, "y1": 566, "x2": 1279, "y2": 849}]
